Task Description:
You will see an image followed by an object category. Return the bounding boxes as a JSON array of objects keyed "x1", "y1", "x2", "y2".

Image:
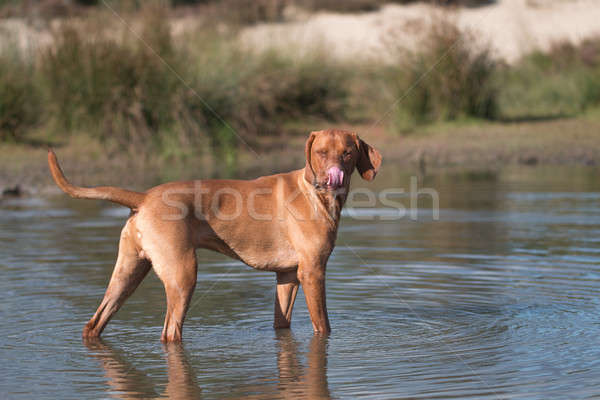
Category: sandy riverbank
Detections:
[
  {"x1": 241, "y1": 0, "x2": 600, "y2": 62},
  {"x1": 2, "y1": 114, "x2": 600, "y2": 196},
  {"x1": 3, "y1": 0, "x2": 600, "y2": 63}
]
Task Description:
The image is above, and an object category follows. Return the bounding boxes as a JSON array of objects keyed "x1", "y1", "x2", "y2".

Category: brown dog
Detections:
[{"x1": 48, "y1": 129, "x2": 381, "y2": 342}]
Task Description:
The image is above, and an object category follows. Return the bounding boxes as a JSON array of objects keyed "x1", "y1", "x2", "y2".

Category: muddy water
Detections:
[{"x1": 1, "y1": 166, "x2": 600, "y2": 399}]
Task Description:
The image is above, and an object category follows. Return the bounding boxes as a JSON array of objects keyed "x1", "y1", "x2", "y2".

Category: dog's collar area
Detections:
[
  {"x1": 313, "y1": 180, "x2": 335, "y2": 192},
  {"x1": 312, "y1": 178, "x2": 347, "y2": 193},
  {"x1": 312, "y1": 181, "x2": 349, "y2": 201}
]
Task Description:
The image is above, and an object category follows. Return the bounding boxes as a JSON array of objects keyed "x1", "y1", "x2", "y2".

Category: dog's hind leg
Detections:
[
  {"x1": 153, "y1": 250, "x2": 197, "y2": 343},
  {"x1": 274, "y1": 270, "x2": 300, "y2": 329},
  {"x1": 83, "y1": 226, "x2": 151, "y2": 339}
]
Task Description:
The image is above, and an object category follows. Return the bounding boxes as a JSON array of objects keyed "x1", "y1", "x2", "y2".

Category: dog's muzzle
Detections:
[{"x1": 326, "y1": 166, "x2": 345, "y2": 190}]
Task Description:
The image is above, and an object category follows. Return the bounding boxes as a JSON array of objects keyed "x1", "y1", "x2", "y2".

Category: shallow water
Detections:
[{"x1": 2, "y1": 166, "x2": 600, "y2": 399}]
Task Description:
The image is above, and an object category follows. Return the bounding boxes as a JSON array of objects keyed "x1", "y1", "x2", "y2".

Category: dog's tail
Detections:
[{"x1": 48, "y1": 149, "x2": 146, "y2": 210}]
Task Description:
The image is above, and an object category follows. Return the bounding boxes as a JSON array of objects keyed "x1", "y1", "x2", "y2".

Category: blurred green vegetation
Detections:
[
  {"x1": 386, "y1": 19, "x2": 600, "y2": 131},
  {"x1": 386, "y1": 19, "x2": 498, "y2": 132},
  {"x1": 0, "y1": 45, "x2": 39, "y2": 141},
  {"x1": 1, "y1": 4, "x2": 599, "y2": 163},
  {"x1": 496, "y1": 39, "x2": 600, "y2": 121},
  {"x1": 0, "y1": 4, "x2": 350, "y2": 164}
]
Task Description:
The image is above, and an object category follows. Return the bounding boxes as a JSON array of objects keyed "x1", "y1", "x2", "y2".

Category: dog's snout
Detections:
[{"x1": 326, "y1": 166, "x2": 344, "y2": 189}]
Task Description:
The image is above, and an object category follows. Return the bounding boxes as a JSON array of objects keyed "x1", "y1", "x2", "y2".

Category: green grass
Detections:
[
  {"x1": 385, "y1": 22, "x2": 600, "y2": 130},
  {"x1": 0, "y1": 43, "x2": 39, "y2": 141},
  {"x1": 1, "y1": 9, "x2": 600, "y2": 172},
  {"x1": 496, "y1": 43, "x2": 600, "y2": 121},
  {"x1": 2, "y1": 5, "x2": 351, "y2": 164},
  {"x1": 386, "y1": 19, "x2": 498, "y2": 132}
]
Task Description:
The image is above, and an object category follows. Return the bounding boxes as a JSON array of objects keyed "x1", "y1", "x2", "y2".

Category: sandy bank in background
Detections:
[
  {"x1": 3, "y1": 0, "x2": 600, "y2": 63},
  {"x1": 241, "y1": 0, "x2": 600, "y2": 62}
]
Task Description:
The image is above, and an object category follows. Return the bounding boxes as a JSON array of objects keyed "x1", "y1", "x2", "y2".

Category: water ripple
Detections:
[{"x1": 2, "y1": 180, "x2": 600, "y2": 398}]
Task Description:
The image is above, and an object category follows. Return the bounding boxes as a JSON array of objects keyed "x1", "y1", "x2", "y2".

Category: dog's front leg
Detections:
[
  {"x1": 298, "y1": 260, "x2": 331, "y2": 334},
  {"x1": 274, "y1": 270, "x2": 300, "y2": 329}
]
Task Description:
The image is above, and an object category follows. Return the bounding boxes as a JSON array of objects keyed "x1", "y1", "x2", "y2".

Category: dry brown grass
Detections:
[{"x1": 378, "y1": 113, "x2": 600, "y2": 169}]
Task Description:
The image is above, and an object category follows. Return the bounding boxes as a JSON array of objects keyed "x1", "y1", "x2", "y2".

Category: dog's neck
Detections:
[
  {"x1": 302, "y1": 168, "x2": 349, "y2": 224},
  {"x1": 316, "y1": 187, "x2": 347, "y2": 223}
]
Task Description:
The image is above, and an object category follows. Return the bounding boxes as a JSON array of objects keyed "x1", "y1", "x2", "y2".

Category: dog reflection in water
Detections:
[
  {"x1": 84, "y1": 332, "x2": 330, "y2": 399},
  {"x1": 84, "y1": 339, "x2": 201, "y2": 399}
]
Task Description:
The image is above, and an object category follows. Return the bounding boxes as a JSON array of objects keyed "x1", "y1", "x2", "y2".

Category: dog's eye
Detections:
[
  {"x1": 316, "y1": 150, "x2": 327, "y2": 157},
  {"x1": 342, "y1": 151, "x2": 352, "y2": 160}
]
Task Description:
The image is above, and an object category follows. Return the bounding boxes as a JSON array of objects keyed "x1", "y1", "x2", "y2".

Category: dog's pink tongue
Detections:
[{"x1": 326, "y1": 166, "x2": 345, "y2": 189}]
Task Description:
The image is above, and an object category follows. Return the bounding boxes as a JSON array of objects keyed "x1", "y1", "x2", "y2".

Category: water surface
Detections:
[{"x1": 1, "y1": 166, "x2": 600, "y2": 399}]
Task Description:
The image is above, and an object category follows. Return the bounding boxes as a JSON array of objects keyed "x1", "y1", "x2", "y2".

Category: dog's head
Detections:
[{"x1": 304, "y1": 129, "x2": 382, "y2": 190}]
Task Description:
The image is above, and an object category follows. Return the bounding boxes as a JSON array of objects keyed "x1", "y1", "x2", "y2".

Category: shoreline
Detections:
[{"x1": 3, "y1": 114, "x2": 599, "y2": 196}]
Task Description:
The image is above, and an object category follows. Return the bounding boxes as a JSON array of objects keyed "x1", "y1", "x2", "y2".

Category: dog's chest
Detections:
[
  {"x1": 194, "y1": 219, "x2": 299, "y2": 271},
  {"x1": 240, "y1": 243, "x2": 299, "y2": 271},
  {"x1": 222, "y1": 226, "x2": 299, "y2": 271}
]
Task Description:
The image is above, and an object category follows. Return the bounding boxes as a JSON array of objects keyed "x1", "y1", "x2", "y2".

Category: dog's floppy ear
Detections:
[
  {"x1": 304, "y1": 131, "x2": 319, "y2": 184},
  {"x1": 354, "y1": 135, "x2": 382, "y2": 181}
]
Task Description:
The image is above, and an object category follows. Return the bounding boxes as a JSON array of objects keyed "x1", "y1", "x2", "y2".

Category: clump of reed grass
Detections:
[
  {"x1": 387, "y1": 18, "x2": 498, "y2": 132},
  {"x1": 2, "y1": 4, "x2": 600, "y2": 168},
  {"x1": 496, "y1": 37, "x2": 600, "y2": 121},
  {"x1": 0, "y1": 44, "x2": 39, "y2": 141},
  {"x1": 6, "y1": 3, "x2": 350, "y2": 166}
]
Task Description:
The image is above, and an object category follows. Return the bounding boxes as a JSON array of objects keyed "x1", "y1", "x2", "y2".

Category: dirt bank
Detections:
[
  {"x1": 241, "y1": 0, "x2": 600, "y2": 62},
  {"x1": 3, "y1": 114, "x2": 600, "y2": 196}
]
